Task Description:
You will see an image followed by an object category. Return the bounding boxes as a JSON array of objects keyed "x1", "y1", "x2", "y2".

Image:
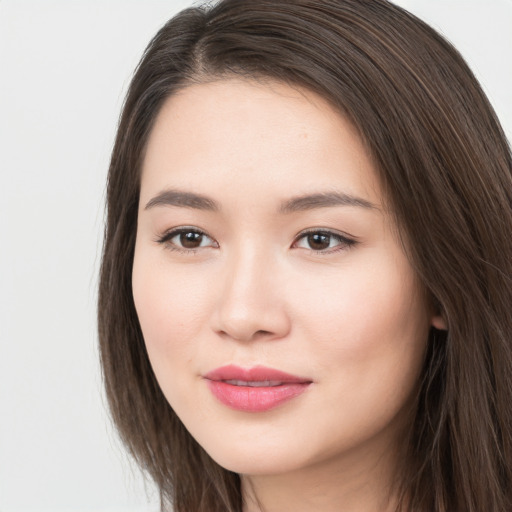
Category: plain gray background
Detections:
[{"x1": 1, "y1": 1, "x2": 511, "y2": 511}]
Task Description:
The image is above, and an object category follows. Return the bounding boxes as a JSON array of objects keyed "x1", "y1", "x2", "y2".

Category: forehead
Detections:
[{"x1": 140, "y1": 78, "x2": 382, "y2": 209}]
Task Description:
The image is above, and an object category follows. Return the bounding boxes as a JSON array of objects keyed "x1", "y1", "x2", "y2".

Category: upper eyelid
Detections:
[
  {"x1": 292, "y1": 229, "x2": 358, "y2": 253},
  {"x1": 294, "y1": 227, "x2": 357, "y2": 242},
  {"x1": 156, "y1": 226, "x2": 217, "y2": 246},
  {"x1": 159, "y1": 226, "x2": 212, "y2": 238}
]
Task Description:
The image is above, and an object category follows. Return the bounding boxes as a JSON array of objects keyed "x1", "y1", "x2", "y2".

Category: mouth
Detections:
[
  {"x1": 203, "y1": 365, "x2": 312, "y2": 412},
  {"x1": 223, "y1": 379, "x2": 286, "y2": 387}
]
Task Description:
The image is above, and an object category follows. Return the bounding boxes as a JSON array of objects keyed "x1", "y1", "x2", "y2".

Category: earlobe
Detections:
[
  {"x1": 429, "y1": 296, "x2": 448, "y2": 330},
  {"x1": 431, "y1": 314, "x2": 448, "y2": 331}
]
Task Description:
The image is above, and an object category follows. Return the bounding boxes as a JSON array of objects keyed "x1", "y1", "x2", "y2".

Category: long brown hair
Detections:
[{"x1": 98, "y1": 1, "x2": 512, "y2": 510}]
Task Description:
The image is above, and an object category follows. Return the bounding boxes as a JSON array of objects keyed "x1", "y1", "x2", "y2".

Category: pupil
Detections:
[
  {"x1": 308, "y1": 233, "x2": 330, "y2": 250},
  {"x1": 180, "y1": 232, "x2": 202, "y2": 249}
]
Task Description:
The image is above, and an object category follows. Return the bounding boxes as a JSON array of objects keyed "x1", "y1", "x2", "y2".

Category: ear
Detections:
[
  {"x1": 429, "y1": 296, "x2": 447, "y2": 330},
  {"x1": 431, "y1": 312, "x2": 447, "y2": 331}
]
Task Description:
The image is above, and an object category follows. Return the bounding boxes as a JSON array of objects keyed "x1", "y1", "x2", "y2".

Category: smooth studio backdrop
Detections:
[{"x1": 1, "y1": 1, "x2": 511, "y2": 511}]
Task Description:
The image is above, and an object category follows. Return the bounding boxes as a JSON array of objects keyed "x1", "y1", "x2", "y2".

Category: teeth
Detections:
[{"x1": 224, "y1": 380, "x2": 283, "y2": 387}]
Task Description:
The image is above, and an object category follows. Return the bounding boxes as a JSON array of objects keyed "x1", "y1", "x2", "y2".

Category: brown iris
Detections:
[
  {"x1": 180, "y1": 231, "x2": 203, "y2": 249},
  {"x1": 307, "y1": 233, "x2": 331, "y2": 250}
]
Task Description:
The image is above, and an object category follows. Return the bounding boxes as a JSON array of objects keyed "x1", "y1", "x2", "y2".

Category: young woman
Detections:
[{"x1": 98, "y1": 1, "x2": 512, "y2": 511}]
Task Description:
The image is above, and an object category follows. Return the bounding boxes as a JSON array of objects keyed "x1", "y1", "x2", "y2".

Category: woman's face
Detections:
[{"x1": 133, "y1": 78, "x2": 435, "y2": 477}]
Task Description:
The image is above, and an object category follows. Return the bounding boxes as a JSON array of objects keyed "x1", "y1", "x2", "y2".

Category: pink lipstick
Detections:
[{"x1": 204, "y1": 365, "x2": 311, "y2": 412}]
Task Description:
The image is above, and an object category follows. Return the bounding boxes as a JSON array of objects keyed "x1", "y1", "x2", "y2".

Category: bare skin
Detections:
[{"x1": 133, "y1": 78, "x2": 444, "y2": 512}]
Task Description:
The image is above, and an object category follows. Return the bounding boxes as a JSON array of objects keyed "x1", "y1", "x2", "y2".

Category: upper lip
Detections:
[{"x1": 204, "y1": 365, "x2": 312, "y2": 384}]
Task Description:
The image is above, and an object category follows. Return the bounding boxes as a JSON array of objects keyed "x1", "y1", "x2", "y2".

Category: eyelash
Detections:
[
  {"x1": 292, "y1": 229, "x2": 357, "y2": 254},
  {"x1": 155, "y1": 227, "x2": 357, "y2": 255},
  {"x1": 155, "y1": 227, "x2": 218, "y2": 254}
]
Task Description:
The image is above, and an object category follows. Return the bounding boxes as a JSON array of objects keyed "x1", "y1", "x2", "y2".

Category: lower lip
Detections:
[{"x1": 206, "y1": 380, "x2": 310, "y2": 412}]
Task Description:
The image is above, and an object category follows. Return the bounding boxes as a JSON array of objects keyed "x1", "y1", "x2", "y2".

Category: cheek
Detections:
[
  {"x1": 286, "y1": 260, "x2": 429, "y2": 450},
  {"x1": 291, "y1": 251, "x2": 429, "y2": 384},
  {"x1": 132, "y1": 252, "x2": 215, "y2": 423},
  {"x1": 132, "y1": 246, "x2": 213, "y2": 374}
]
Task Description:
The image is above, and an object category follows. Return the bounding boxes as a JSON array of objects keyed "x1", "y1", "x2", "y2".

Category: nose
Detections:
[{"x1": 211, "y1": 245, "x2": 291, "y2": 343}]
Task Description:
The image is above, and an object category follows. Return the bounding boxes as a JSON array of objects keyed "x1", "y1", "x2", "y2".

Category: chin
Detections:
[
  {"x1": 196, "y1": 428, "x2": 325, "y2": 477},
  {"x1": 207, "y1": 448, "x2": 303, "y2": 476}
]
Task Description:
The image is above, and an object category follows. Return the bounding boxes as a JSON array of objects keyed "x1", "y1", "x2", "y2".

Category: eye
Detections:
[
  {"x1": 293, "y1": 229, "x2": 356, "y2": 253},
  {"x1": 156, "y1": 227, "x2": 218, "y2": 252}
]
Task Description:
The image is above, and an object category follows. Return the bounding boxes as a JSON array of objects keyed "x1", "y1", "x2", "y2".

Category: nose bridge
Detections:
[
  {"x1": 214, "y1": 240, "x2": 289, "y2": 342},
  {"x1": 226, "y1": 240, "x2": 267, "y2": 295}
]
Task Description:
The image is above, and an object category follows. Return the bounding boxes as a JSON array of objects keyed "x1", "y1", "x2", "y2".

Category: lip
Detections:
[{"x1": 204, "y1": 365, "x2": 312, "y2": 412}]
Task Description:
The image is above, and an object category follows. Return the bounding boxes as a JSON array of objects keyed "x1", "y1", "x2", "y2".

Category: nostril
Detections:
[
  {"x1": 217, "y1": 328, "x2": 278, "y2": 343},
  {"x1": 253, "y1": 329, "x2": 273, "y2": 339}
]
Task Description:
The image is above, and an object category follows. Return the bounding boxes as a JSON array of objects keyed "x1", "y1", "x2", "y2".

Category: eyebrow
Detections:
[
  {"x1": 279, "y1": 191, "x2": 378, "y2": 213},
  {"x1": 144, "y1": 188, "x2": 378, "y2": 213},
  {"x1": 145, "y1": 189, "x2": 219, "y2": 211}
]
